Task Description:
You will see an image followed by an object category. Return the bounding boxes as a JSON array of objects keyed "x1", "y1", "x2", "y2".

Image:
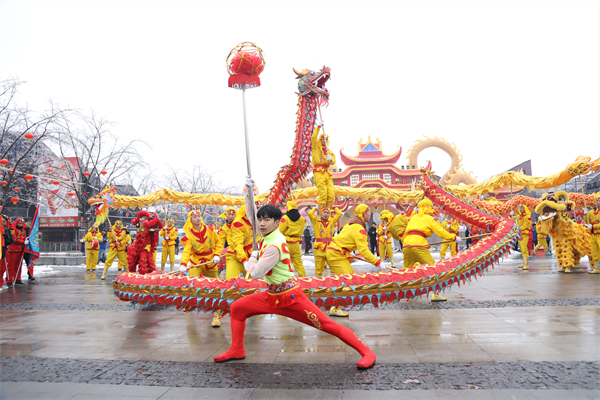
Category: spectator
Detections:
[
  {"x1": 303, "y1": 227, "x2": 312, "y2": 255},
  {"x1": 368, "y1": 222, "x2": 378, "y2": 256},
  {"x1": 0, "y1": 215, "x2": 13, "y2": 289},
  {"x1": 531, "y1": 223, "x2": 538, "y2": 255},
  {"x1": 175, "y1": 236, "x2": 180, "y2": 255},
  {"x1": 465, "y1": 227, "x2": 472, "y2": 249},
  {"x1": 98, "y1": 232, "x2": 108, "y2": 263}
]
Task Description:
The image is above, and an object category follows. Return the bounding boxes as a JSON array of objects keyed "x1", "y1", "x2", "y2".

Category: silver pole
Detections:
[{"x1": 241, "y1": 86, "x2": 258, "y2": 250}]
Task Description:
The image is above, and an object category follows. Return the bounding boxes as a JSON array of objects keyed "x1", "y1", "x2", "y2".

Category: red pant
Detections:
[
  {"x1": 6, "y1": 251, "x2": 24, "y2": 283},
  {"x1": 0, "y1": 258, "x2": 6, "y2": 285},
  {"x1": 216, "y1": 287, "x2": 375, "y2": 368}
]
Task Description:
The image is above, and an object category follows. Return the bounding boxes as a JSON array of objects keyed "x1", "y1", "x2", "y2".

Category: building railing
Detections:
[{"x1": 40, "y1": 242, "x2": 81, "y2": 253}]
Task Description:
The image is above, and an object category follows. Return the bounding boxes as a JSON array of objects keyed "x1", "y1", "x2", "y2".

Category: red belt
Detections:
[
  {"x1": 406, "y1": 231, "x2": 426, "y2": 238},
  {"x1": 314, "y1": 163, "x2": 329, "y2": 169},
  {"x1": 316, "y1": 238, "x2": 332, "y2": 243},
  {"x1": 195, "y1": 249, "x2": 213, "y2": 257}
]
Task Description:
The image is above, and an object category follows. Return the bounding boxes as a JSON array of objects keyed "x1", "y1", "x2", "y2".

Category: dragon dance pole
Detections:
[{"x1": 241, "y1": 86, "x2": 258, "y2": 250}]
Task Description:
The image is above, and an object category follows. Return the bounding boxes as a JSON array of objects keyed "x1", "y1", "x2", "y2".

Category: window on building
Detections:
[
  {"x1": 361, "y1": 172, "x2": 379, "y2": 180},
  {"x1": 383, "y1": 173, "x2": 392, "y2": 184},
  {"x1": 396, "y1": 177, "x2": 402, "y2": 184},
  {"x1": 339, "y1": 180, "x2": 348, "y2": 186},
  {"x1": 350, "y1": 174, "x2": 359, "y2": 186}
]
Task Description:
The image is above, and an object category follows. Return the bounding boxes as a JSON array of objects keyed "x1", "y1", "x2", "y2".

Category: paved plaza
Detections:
[{"x1": 1, "y1": 251, "x2": 599, "y2": 399}]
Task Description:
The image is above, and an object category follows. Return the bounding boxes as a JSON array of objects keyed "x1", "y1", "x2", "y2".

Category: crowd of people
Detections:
[{"x1": 0, "y1": 215, "x2": 35, "y2": 290}]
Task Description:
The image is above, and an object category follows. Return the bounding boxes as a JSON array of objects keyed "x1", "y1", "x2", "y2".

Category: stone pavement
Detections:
[{"x1": 1, "y1": 251, "x2": 599, "y2": 399}]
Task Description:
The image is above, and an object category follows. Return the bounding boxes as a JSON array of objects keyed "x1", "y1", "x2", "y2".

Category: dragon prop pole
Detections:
[{"x1": 241, "y1": 86, "x2": 259, "y2": 252}]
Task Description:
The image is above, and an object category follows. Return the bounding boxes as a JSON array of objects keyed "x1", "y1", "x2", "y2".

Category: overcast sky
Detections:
[{"x1": 1, "y1": 1, "x2": 599, "y2": 194}]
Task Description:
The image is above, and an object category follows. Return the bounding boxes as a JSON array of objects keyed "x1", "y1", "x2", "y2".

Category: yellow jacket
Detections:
[
  {"x1": 311, "y1": 126, "x2": 336, "y2": 174},
  {"x1": 585, "y1": 208, "x2": 600, "y2": 235},
  {"x1": 180, "y1": 224, "x2": 221, "y2": 267},
  {"x1": 514, "y1": 206, "x2": 532, "y2": 235},
  {"x1": 226, "y1": 219, "x2": 254, "y2": 263},
  {"x1": 160, "y1": 226, "x2": 178, "y2": 246},
  {"x1": 387, "y1": 214, "x2": 408, "y2": 241},
  {"x1": 216, "y1": 222, "x2": 233, "y2": 254},
  {"x1": 377, "y1": 223, "x2": 392, "y2": 244},
  {"x1": 107, "y1": 228, "x2": 128, "y2": 251},
  {"x1": 403, "y1": 214, "x2": 456, "y2": 248},
  {"x1": 442, "y1": 220, "x2": 460, "y2": 235},
  {"x1": 331, "y1": 222, "x2": 380, "y2": 266},
  {"x1": 83, "y1": 232, "x2": 103, "y2": 250},
  {"x1": 279, "y1": 214, "x2": 306, "y2": 243},
  {"x1": 307, "y1": 207, "x2": 343, "y2": 251}
]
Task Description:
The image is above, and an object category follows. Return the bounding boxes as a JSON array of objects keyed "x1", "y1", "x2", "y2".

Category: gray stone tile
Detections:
[
  {"x1": 249, "y1": 389, "x2": 342, "y2": 399},
  {"x1": 159, "y1": 387, "x2": 255, "y2": 399}
]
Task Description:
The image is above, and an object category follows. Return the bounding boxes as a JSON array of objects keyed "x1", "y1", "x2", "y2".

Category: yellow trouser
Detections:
[
  {"x1": 518, "y1": 237, "x2": 529, "y2": 265},
  {"x1": 325, "y1": 249, "x2": 355, "y2": 275},
  {"x1": 226, "y1": 255, "x2": 247, "y2": 280},
  {"x1": 440, "y1": 242, "x2": 457, "y2": 259},
  {"x1": 287, "y1": 241, "x2": 306, "y2": 277},
  {"x1": 161, "y1": 245, "x2": 175, "y2": 265},
  {"x1": 591, "y1": 234, "x2": 600, "y2": 268},
  {"x1": 86, "y1": 249, "x2": 99, "y2": 270},
  {"x1": 378, "y1": 241, "x2": 395, "y2": 266},
  {"x1": 314, "y1": 171, "x2": 334, "y2": 206},
  {"x1": 403, "y1": 247, "x2": 434, "y2": 269},
  {"x1": 534, "y1": 238, "x2": 550, "y2": 252},
  {"x1": 105, "y1": 248, "x2": 127, "y2": 270},
  {"x1": 314, "y1": 248, "x2": 328, "y2": 276},
  {"x1": 189, "y1": 264, "x2": 218, "y2": 278}
]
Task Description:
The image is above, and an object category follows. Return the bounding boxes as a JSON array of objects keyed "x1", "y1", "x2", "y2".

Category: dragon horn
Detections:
[{"x1": 293, "y1": 68, "x2": 309, "y2": 76}]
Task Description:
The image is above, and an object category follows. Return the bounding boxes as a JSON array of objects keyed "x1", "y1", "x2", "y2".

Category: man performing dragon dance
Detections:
[
  {"x1": 584, "y1": 195, "x2": 600, "y2": 273},
  {"x1": 307, "y1": 206, "x2": 343, "y2": 277},
  {"x1": 214, "y1": 204, "x2": 376, "y2": 370},
  {"x1": 82, "y1": 226, "x2": 103, "y2": 271},
  {"x1": 160, "y1": 219, "x2": 178, "y2": 271},
  {"x1": 513, "y1": 205, "x2": 532, "y2": 271},
  {"x1": 439, "y1": 218, "x2": 460, "y2": 260},
  {"x1": 311, "y1": 119, "x2": 336, "y2": 212},
  {"x1": 326, "y1": 204, "x2": 387, "y2": 316},
  {"x1": 278, "y1": 201, "x2": 306, "y2": 277},
  {"x1": 402, "y1": 198, "x2": 461, "y2": 301},
  {"x1": 377, "y1": 211, "x2": 396, "y2": 268},
  {"x1": 101, "y1": 220, "x2": 128, "y2": 280}
]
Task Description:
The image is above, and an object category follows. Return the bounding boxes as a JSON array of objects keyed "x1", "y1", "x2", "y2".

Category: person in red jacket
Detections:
[{"x1": 6, "y1": 218, "x2": 27, "y2": 287}]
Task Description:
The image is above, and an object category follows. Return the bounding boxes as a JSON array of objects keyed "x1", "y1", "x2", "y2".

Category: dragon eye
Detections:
[{"x1": 557, "y1": 195, "x2": 566, "y2": 202}]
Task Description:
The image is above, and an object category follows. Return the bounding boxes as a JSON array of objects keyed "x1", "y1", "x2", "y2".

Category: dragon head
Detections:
[
  {"x1": 294, "y1": 66, "x2": 330, "y2": 100},
  {"x1": 88, "y1": 185, "x2": 117, "y2": 226}
]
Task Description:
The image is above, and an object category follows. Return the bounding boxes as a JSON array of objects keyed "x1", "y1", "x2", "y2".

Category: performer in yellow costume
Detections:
[
  {"x1": 326, "y1": 204, "x2": 386, "y2": 316},
  {"x1": 377, "y1": 211, "x2": 396, "y2": 268},
  {"x1": 379, "y1": 209, "x2": 408, "y2": 249},
  {"x1": 218, "y1": 206, "x2": 237, "y2": 253},
  {"x1": 101, "y1": 220, "x2": 128, "y2": 280},
  {"x1": 533, "y1": 232, "x2": 552, "y2": 256},
  {"x1": 584, "y1": 195, "x2": 600, "y2": 273},
  {"x1": 439, "y1": 218, "x2": 460, "y2": 259},
  {"x1": 513, "y1": 205, "x2": 532, "y2": 270},
  {"x1": 403, "y1": 198, "x2": 460, "y2": 301},
  {"x1": 160, "y1": 219, "x2": 178, "y2": 271},
  {"x1": 307, "y1": 206, "x2": 343, "y2": 276},
  {"x1": 82, "y1": 226, "x2": 103, "y2": 271},
  {"x1": 225, "y1": 205, "x2": 255, "y2": 280},
  {"x1": 179, "y1": 210, "x2": 221, "y2": 278},
  {"x1": 311, "y1": 119, "x2": 336, "y2": 211},
  {"x1": 278, "y1": 201, "x2": 306, "y2": 277}
]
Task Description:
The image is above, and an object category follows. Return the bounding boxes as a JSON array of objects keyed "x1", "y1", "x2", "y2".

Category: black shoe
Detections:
[
  {"x1": 28, "y1": 276, "x2": 35, "y2": 281},
  {"x1": 7, "y1": 283, "x2": 13, "y2": 288},
  {"x1": 14, "y1": 280, "x2": 23, "y2": 285}
]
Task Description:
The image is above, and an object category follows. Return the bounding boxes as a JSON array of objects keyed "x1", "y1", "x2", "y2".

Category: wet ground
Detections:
[{"x1": 0, "y1": 251, "x2": 599, "y2": 399}]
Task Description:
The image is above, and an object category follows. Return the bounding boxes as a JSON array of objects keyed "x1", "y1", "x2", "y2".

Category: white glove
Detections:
[
  {"x1": 455, "y1": 236, "x2": 462, "y2": 243},
  {"x1": 510, "y1": 211, "x2": 515, "y2": 216},
  {"x1": 326, "y1": 154, "x2": 332, "y2": 162},
  {"x1": 245, "y1": 176, "x2": 255, "y2": 191},
  {"x1": 379, "y1": 261, "x2": 390, "y2": 270},
  {"x1": 318, "y1": 119, "x2": 325, "y2": 127},
  {"x1": 384, "y1": 235, "x2": 388, "y2": 240},
  {"x1": 584, "y1": 208, "x2": 589, "y2": 215},
  {"x1": 251, "y1": 250, "x2": 259, "y2": 259},
  {"x1": 383, "y1": 226, "x2": 387, "y2": 231},
  {"x1": 212, "y1": 256, "x2": 220, "y2": 264},
  {"x1": 243, "y1": 261, "x2": 249, "y2": 269},
  {"x1": 585, "y1": 224, "x2": 592, "y2": 230},
  {"x1": 179, "y1": 265, "x2": 187, "y2": 273},
  {"x1": 24, "y1": 238, "x2": 29, "y2": 245}
]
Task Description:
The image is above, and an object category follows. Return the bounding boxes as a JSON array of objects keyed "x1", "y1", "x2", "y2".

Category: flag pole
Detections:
[{"x1": 242, "y1": 86, "x2": 259, "y2": 252}]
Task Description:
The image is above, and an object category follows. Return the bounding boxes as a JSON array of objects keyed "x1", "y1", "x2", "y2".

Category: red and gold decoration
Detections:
[
  {"x1": 0, "y1": 159, "x2": 8, "y2": 167},
  {"x1": 24, "y1": 174, "x2": 33, "y2": 182},
  {"x1": 226, "y1": 42, "x2": 265, "y2": 90},
  {"x1": 83, "y1": 172, "x2": 90, "y2": 178},
  {"x1": 10, "y1": 197, "x2": 19, "y2": 205},
  {"x1": 24, "y1": 132, "x2": 34, "y2": 141}
]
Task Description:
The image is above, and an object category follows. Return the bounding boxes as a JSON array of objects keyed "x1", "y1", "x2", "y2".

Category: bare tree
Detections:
[
  {"x1": 52, "y1": 110, "x2": 149, "y2": 228},
  {"x1": 0, "y1": 78, "x2": 66, "y2": 211}
]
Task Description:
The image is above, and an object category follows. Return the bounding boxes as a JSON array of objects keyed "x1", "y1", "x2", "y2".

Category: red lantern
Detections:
[
  {"x1": 10, "y1": 197, "x2": 19, "y2": 205},
  {"x1": 8, "y1": 168, "x2": 14, "y2": 174},
  {"x1": 126, "y1": 213, "x2": 129, "y2": 217},
  {"x1": 1, "y1": 181, "x2": 7, "y2": 186},
  {"x1": 227, "y1": 42, "x2": 265, "y2": 89},
  {"x1": 67, "y1": 192, "x2": 75, "y2": 197},
  {"x1": 51, "y1": 180, "x2": 60, "y2": 185},
  {"x1": 13, "y1": 188, "x2": 19, "y2": 193},
  {"x1": 0, "y1": 159, "x2": 8, "y2": 167},
  {"x1": 24, "y1": 174, "x2": 33, "y2": 182},
  {"x1": 101, "y1": 170, "x2": 107, "y2": 175},
  {"x1": 46, "y1": 168, "x2": 53, "y2": 173},
  {"x1": 83, "y1": 172, "x2": 90, "y2": 178},
  {"x1": 24, "y1": 132, "x2": 34, "y2": 141}
]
